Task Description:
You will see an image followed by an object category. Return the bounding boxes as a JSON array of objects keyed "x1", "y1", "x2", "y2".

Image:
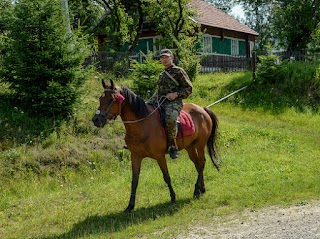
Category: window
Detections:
[
  {"x1": 203, "y1": 35, "x2": 212, "y2": 53},
  {"x1": 231, "y1": 39, "x2": 239, "y2": 56},
  {"x1": 250, "y1": 41, "x2": 255, "y2": 57}
]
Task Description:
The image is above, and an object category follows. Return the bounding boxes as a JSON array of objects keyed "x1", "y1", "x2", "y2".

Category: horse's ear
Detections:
[
  {"x1": 110, "y1": 79, "x2": 115, "y2": 90},
  {"x1": 102, "y1": 79, "x2": 107, "y2": 89}
]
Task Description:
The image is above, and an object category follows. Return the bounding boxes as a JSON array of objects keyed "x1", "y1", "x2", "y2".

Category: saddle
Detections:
[{"x1": 156, "y1": 107, "x2": 195, "y2": 138}]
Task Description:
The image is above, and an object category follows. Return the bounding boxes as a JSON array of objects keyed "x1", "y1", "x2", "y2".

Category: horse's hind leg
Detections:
[
  {"x1": 157, "y1": 157, "x2": 176, "y2": 203},
  {"x1": 186, "y1": 145, "x2": 206, "y2": 197}
]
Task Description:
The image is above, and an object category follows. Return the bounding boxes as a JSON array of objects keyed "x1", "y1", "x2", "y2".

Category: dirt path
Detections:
[{"x1": 175, "y1": 202, "x2": 320, "y2": 239}]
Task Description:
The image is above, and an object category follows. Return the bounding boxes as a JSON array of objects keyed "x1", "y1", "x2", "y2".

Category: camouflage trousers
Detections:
[{"x1": 163, "y1": 101, "x2": 182, "y2": 149}]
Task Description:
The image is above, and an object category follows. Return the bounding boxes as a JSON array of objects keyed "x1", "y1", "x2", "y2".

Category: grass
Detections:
[{"x1": 1, "y1": 71, "x2": 320, "y2": 238}]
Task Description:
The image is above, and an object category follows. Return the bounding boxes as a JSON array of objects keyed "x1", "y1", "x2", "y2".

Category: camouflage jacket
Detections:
[{"x1": 157, "y1": 64, "x2": 193, "y2": 101}]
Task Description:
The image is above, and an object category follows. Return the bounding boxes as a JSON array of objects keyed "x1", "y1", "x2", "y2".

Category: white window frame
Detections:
[
  {"x1": 231, "y1": 39, "x2": 239, "y2": 56},
  {"x1": 203, "y1": 34, "x2": 212, "y2": 54},
  {"x1": 250, "y1": 41, "x2": 255, "y2": 57}
]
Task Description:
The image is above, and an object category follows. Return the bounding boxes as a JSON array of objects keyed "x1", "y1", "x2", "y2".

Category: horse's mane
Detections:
[{"x1": 120, "y1": 86, "x2": 150, "y2": 118}]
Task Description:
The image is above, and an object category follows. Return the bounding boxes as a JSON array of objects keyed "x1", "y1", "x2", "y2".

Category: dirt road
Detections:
[{"x1": 176, "y1": 202, "x2": 320, "y2": 239}]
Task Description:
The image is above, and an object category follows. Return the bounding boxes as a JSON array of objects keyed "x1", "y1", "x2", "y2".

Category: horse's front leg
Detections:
[
  {"x1": 157, "y1": 156, "x2": 176, "y2": 203},
  {"x1": 124, "y1": 155, "x2": 142, "y2": 213}
]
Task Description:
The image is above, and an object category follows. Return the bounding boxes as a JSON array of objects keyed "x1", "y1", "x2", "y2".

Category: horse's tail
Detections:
[{"x1": 203, "y1": 107, "x2": 220, "y2": 171}]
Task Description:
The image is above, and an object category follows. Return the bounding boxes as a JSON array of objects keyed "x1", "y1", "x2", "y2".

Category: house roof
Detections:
[{"x1": 190, "y1": 0, "x2": 258, "y2": 36}]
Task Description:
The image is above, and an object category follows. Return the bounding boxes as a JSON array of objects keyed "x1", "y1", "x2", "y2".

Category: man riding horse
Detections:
[{"x1": 150, "y1": 49, "x2": 193, "y2": 159}]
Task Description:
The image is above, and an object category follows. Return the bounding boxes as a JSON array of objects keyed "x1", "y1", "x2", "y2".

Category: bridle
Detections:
[
  {"x1": 94, "y1": 88, "x2": 123, "y2": 121},
  {"x1": 94, "y1": 88, "x2": 167, "y2": 124}
]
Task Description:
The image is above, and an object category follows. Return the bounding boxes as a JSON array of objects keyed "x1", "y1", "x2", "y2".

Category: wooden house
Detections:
[{"x1": 127, "y1": 0, "x2": 258, "y2": 58}]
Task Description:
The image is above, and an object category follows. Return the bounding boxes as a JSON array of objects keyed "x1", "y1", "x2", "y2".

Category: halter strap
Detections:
[{"x1": 95, "y1": 89, "x2": 123, "y2": 120}]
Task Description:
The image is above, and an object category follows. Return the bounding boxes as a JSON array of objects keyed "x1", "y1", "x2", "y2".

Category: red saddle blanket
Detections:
[{"x1": 157, "y1": 109, "x2": 195, "y2": 138}]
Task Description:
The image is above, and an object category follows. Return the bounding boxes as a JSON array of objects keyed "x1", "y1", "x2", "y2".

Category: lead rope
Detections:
[{"x1": 206, "y1": 86, "x2": 247, "y2": 108}]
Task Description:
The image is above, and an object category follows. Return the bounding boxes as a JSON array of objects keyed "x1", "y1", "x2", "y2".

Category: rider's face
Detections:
[{"x1": 160, "y1": 55, "x2": 173, "y2": 68}]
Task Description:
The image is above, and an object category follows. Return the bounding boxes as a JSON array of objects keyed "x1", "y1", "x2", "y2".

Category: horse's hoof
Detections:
[
  {"x1": 200, "y1": 188, "x2": 206, "y2": 194},
  {"x1": 193, "y1": 189, "x2": 202, "y2": 199},
  {"x1": 193, "y1": 194, "x2": 201, "y2": 199},
  {"x1": 170, "y1": 194, "x2": 176, "y2": 204},
  {"x1": 124, "y1": 208, "x2": 133, "y2": 213},
  {"x1": 124, "y1": 205, "x2": 134, "y2": 213}
]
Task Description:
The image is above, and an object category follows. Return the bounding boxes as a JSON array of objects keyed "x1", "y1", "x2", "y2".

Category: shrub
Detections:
[
  {"x1": 256, "y1": 54, "x2": 281, "y2": 84},
  {"x1": 113, "y1": 57, "x2": 130, "y2": 78},
  {"x1": 178, "y1": 54, "x2": 201, "y2": 82},
  {"x1": 255, "y1": 54, "x2": 320, "y2": 110},
  {"x1": 173, "y1": 37, "x2": 201, "y2": 82},
  {"x1": 130, "y1": 53, "x2": 163, "y2": 99}
]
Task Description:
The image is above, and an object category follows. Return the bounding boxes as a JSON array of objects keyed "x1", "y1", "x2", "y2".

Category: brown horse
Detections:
[{"x1": 92, "y1": 79, "x2": 219, "y2": 212}]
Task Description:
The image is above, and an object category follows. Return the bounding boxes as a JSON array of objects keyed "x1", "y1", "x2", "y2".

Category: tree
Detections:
[
  {"x1": 78, "y1": 0, "x2": 145, "y2": 54},
  {"x1": 1, "y1": 0, "x2": 90, "y2": 116},
  {"x1": 0, "y1": 0, "x2": 13, "y2": 33},
  {"x1": 147, "y1": 0, "x2": 197, "y2": 48},
  {"x1": 237, "y1": 0, "x2": 320, "y2": 52},
  {"x1": 309, "y1": 24, "x2": 320, "y2": 53},
  {"x1": 235, "y1": 0, "x2": 274, "y2": 53},
  {"x1": 205, "y1": 0, "x2": 235, "y2": 12},
  {"x1": 68, "y1": 0, "x2": 104, "y2": 31},
  {"x1": 272, "y1": 0, "x2": 320, "y2": 52},
  {"x1": 147, "y1": 0, "x2": 200, "y2": 80}
]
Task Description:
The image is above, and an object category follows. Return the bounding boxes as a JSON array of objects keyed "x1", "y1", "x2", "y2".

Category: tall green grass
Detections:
[{"x1": 0, "y1": 71, "x2": 320, "y2": 239}]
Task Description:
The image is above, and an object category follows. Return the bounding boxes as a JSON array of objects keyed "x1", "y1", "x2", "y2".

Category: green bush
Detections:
[
  {"x1": 256, "y1": 55, "x2": 282, "y2": 84},
  {"x1": 130, "y1": 54, "x2": 163, "y2": 99},
  {"x1": 178, "y1": 55, "x2": 201, "y2": 82},
  {"x1": 113, "y1": 57, "x2": 130, "y2": 78},
  {"x1": 255, "y1": 54, "x2": 320, "y2": 110},
  {"x1": 0, "y1": 0, "x2": 90, "y2": 116},
  {"x1": 177, "y1": 51, "x2": 201, "y2": 82}
]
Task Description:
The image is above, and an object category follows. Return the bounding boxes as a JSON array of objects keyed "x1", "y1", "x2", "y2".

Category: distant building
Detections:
[{"x1": 95, "y1": 0, "x2": 259, "y2": 71}]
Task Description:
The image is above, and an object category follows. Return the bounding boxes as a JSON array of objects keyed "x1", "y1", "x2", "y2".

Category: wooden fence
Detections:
[
  {"x1": 200, "y1": 54, "x2": 253, "y2": 72},
  {"x1": 84, "y1": 52, "x2": 129, "y2": 72},
  {"x1": 273, "y1": 51, "x2": 320, "y2": 61},
  {"x1": 85, "y1": 51, "x2": 255, "y2": 73}
]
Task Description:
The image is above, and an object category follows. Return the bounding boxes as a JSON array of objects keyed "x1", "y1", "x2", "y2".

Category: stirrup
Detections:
[{"x1": 169, "y1": 147, "x2": 179, "y2": 159}]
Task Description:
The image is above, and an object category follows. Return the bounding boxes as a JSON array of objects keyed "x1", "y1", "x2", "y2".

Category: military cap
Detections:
[{"x1": 160, "y1": 48, "x2": 173, "y2": 57}]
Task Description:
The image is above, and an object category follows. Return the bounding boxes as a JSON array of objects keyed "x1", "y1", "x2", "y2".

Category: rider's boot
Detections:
[{"x1": 167, "y1": 122, "x2": 179, "y2": 159}]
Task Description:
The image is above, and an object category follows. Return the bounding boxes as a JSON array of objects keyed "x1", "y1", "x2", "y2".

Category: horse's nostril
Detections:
[{"x1": 92, "y1": 116, "x2": 99, "y2": 124}]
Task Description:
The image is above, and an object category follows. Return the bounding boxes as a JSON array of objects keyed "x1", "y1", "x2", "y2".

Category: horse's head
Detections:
[{"x1": 92, "y1": 79, "x2": 125, "y2": 128}]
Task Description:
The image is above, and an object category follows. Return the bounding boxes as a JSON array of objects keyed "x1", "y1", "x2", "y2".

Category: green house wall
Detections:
[
  {"x1": 188, "y1": 36, "x2": 247, "y2": 56},
  {"x1": 133, "y1": 38, "x2": 154, "y2": 54},
  {"x1": 119, "y1": 38, "x2": 154, "y2": 54},
  {"x1": 127, "y1": 36, "x2": 247, "y2": 56}
]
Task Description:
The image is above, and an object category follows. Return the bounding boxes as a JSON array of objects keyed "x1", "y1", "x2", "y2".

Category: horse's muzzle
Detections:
[{"x1": 92, "y1": 114, "x2": 107, "y2": 128}]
